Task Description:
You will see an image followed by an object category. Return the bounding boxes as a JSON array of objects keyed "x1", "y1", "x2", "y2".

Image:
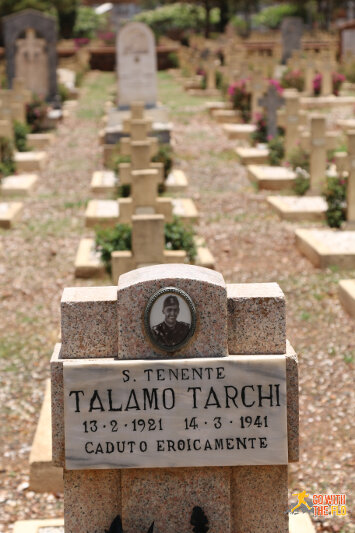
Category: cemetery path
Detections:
[{"x1": 0, "y1": 71, "x2": 353, "y2": 532}]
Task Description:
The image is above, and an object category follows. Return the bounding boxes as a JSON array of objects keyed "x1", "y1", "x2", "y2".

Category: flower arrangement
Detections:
[
  {"x1": 251, "y1": 113, "x2": 268, "y2": 144},
  {"x1": 281, "y1": 69, "x2": 305, "y2": 92},
  {"x1": 227, "y1": 79, "x2": 251, "y2": 122},
  {"x1": 26, "y1": 96, "x2": 49, "y2": 133}
]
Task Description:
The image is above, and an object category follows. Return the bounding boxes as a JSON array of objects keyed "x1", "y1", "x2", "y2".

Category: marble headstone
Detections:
[{"x1": 117, "y1": 22, "x2": 157, "y2": 109}]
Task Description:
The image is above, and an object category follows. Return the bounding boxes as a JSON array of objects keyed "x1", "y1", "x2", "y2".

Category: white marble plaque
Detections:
[{"x1": 64, "y1": 355, "x2": 288, "y2": 470}]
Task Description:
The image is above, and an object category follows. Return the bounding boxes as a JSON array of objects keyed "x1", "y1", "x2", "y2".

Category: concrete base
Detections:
[
  {"x1": 267, "y1": 196, "x2": 326, "y2": 221},
  {"x1": 105, "y1": 106, "x2": 172, "y2": 145},
  {"x1": 29, "y1": 380, "x2": 63, "y2": 493},
  {"x1": 74, "y1": 238, "x2": 107, "y2": 278},
  {"x1": 301, "y1": 95, "x2": 355, "y2": 109},
  {"x1": 85, "y1": 198, "x2": 199, "y2": 227},
  {"x1": 165, "y1": 169, "x2": 188, "y2": 193},
  {"x1": 295, "y1": 228, "x2": 355, "y2": 268},
  {"x1": 247, "y1": 165, "x2": 296, "y2": 190},
  {"x1": 14, "y1": 151, "x2": 47, "y2": 172},
  {"x1": 0, "y1": 201, "x2": 23, "y2": 228},
  {"x1": 194, "y1": 237, "x2": 215, "y2": 269},
  {"x1": 338, "y1": 279, "x2": 355, "y2": 318},
  {"x1": 204, "y1": 101, "x2": 231, "y2": 115},
  {"x1": 236, "y1": 147, "x2": 269, "y2": 166},
  {"x1": 27, "y1": 133, "x2": 55, "y2": 151},
  {"x1": 90, "y1": 170, "x2": 117, "y2": 195},
  {"x1": 13, "y1": 519, "x2": 64, "y2": 533},
  {"x1": 11, "y1": 511, "x2": 314, "y2": 533},
  {"x1": 212, "y1": 109, "x2": 242, "y2": 124},
  {"x1": 0, "y1": 174, "x2": 38, "y2": 196},
  {"x1": 223, "y1": 123, "x2": 256, "y2": 141}
]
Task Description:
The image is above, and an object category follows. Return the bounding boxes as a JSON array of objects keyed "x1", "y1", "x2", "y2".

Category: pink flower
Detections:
[{"x1": 269, "y1": 78, "x2": 283, "y2": 94}]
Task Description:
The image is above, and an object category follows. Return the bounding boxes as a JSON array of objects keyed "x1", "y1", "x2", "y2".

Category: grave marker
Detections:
[
  {"x1": 281, "y1": 17, "x2": 304, "y2": 64},
  {"x1": 346, "y1": 130, "x2": 355, "y2": 228},
  {"x1": 258, "y1": 85, "x2": 285, "y2": 139},
  {"x1": 51, "y1": 264, "x2": 299, "y2": 532}
]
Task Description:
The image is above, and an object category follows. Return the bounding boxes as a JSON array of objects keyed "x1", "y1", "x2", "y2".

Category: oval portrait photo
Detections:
[{"x1": 145, "y1": 287, "x2": 196, "y2": 352}]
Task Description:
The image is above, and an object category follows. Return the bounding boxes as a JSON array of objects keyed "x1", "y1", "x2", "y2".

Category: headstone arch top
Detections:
[
  {"x1": 118, "y1": 264, "x2": 228, "y2": 359},
  {"x1": 117, "y1": 22, "x2": 157, "y2": 109},
  {"x1": 3, "y1": 9, "x2": 57, "y2": 101}
]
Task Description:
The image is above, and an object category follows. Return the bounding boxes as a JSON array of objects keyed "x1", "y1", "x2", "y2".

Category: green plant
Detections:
[
  {"x1": 58, "y1": 82, "x2": 70, "y2": 103},
  {"x1": 253, "y1": 3, "x2": 306, "y2": 29},
  {"x1": 293, "y1": 167, "x2": 310, "y2": 196},
  {"x1": 342, "y1": 58, "x2": 355, "y2": 83},
  {"x1": 268, "y1": 136, "x2": 284, "y2": 166},
  {"x1": 167, "y1": 52, "x2": 179, "y2": 69},
  {"x1": 281, "y1": 69, "x2": 305, "y2": 92},
  {"x1": 0, "y1": 136, "x2": 15, "y2": 180},
  {"x1": 251, "y1": 114, "x2": 267, "y2": 144},
  {"x1": 288, "y1": 146, "x2": 310, "y2": 172},
  {"x1": 73, "y1": 5, "x2": 101, "y2": 39},
  {"x1": 110, "y1": 154, "x2": 131, "y2": 174},
  {"x1": 14, "y1": 121, "x2": 30, "y2": 152},
  {"x1": 228, "y1": 80, "x2": 251, "y2": 123},
  {"x1": 230, "y1": 15, "x2": 248, "y2": 36},
  {"x1": 26, "y1": 96, "x2": 48, "y2": 133},
  {"x1": 117, "y1": 184, "x2": 131, "y2": 198},
  {"x1": 152, "y1": 144, "x2": 173, "y2": 178},
  {"x1": 95, "y1": 216, "x2": 196, "y2": 273},
  {"x1": 324, "y1": 176, "x2": 347, "y2": 228},
  {"x1": 165, "y1": 216, "x2": 196, "y2": 262}
]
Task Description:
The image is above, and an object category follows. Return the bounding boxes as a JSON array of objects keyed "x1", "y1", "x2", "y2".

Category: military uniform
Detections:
[{"x1": 151, "y1": 320, "x2": 190, "y2": 347}]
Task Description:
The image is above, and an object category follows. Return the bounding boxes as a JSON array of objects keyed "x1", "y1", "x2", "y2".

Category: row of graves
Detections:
[
  {"x1": 13, "y1": 21, "x2": 310, "y2": 533},
  {"x1": 0, "y1": 9, "x2": 81, "y2": 231}
]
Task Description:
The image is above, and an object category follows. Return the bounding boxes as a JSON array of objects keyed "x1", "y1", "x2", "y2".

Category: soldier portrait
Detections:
[{"x1": 145, "y1": 288, "x2": 196, "y2": 351}]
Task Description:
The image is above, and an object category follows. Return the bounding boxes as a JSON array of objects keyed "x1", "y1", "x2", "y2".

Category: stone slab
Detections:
[
  {"x1": 300, "y1": 95, "x2": 355, "y2": 108},
  {"x1": 223, "y1": 123, "x2": 256, "y2": 140},
  {"x1": 188, "y1": 88, "x2": 221, "y2": 97},
  {"x1": 29, "y1": 380, "x2": 63, "y2": 493},
  {"x1": 247, "y1": 165, "x2": 296, "y2": 190},
  {"x1": 0, "y1": 201, "x2": 23, "y2": 228},
  {"x1": 212, "y1": 109, "x2": 242, "y2": 124},
  {"x1": 195, "y1": 243, "x2": 215, "y2": 269},
  {"x1": 85, "y1": 198, "x2": 198, "y2": 227},
  {"x1": 74, "y1": 238, "x2": 106, "y2": 278},
  {"x1": 63, "y1": 355, "x2": 288, "y2": 470},
  {"x1": 0, "y1": 173, "x2": 38, "y2": 196},
  {"x1": 165, "y1": 168, "x2": 188, "y2": 193},
  {"x1": 236, "y1": 147, "x2": 269, "y2": 166},
  {"x1": 204, "y1": 101, "x2": 231, "y2": 115},
  {"x1": 267, "y1": 195, "x2": 326, "y2": 221},
  {"x1": 13, "y1": 519, "x2": 64, "y2": 533},
  {"x1": 338, "y1": 279, "x2": 355, "y2": 318},
  {"x1": 27, "y1": 133, "x2": 55, "y2": 151},
  {"x1": 15, "y1": 151, "x2": 47, "y2": 172},
  {"x1": 295, "y1": 228, "x2": 355, "y2": 268},
  {"x1": 90, "y1": 170, "x2": 117, "y2": 195}
]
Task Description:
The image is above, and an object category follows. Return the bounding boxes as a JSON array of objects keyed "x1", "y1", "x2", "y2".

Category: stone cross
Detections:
[
  {"x1": 319, "y1": 51, "x2": 334, "y2": 96},
  {"x1": 304, "y1": 51, "x2": 316, "y2": 95},
  {"x1": 250, "y1": 70, "x2": 265, "y2": 118},
  {"x1": 258, "y1": 85, "x2": 285, "y2": 139},
  {"x1": 346, "y1": 130, "x2": 355, "y2": 227},
  {"x1": 119, "y1": 138, "x2": 164, "y2": 186},
  {"x1": 0, "y1": 118, "x2": 13, "y2": 139},
  {"x1": 284, "y1": 92, "x2": 301, "y2": 158},
  {"x1": 15, "y1": 28, "x2": 49, "y2": 99},
  {"x1": 51, "y1": 263, "x2": 298, "y2": 532},
  {"x1": 205, "y1": 59, "x2": 216, "y2": 91}
]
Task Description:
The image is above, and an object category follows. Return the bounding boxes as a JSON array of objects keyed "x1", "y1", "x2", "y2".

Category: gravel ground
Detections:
[{"x1": 0, "y1": 71, "x2": 354, "y2": 532}]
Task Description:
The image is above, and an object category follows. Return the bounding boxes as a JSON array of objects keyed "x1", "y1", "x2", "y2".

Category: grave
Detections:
[
  {"x1": 223, "y1": 123, "x2": 256, "y2": 142},
  {"x1": 267, "y1": 196, "x2": 326, "y2": 221},
  {"x1": 165, "y1": 169, "x2": 189, "y2": 193},
  {"x1": 212, "y1": 109, "x2": 242, "y2": 124},
  {"x1": 338, "y1": 279, "x2": 355, "y2": 318},
  {"x1": 3, "y1": 9, "x2": 58, "y2": 101},
  {"x1": 90, "y1": 170, "x2": 117, "y2": 196},
  {"x1": 74, "y1": 239, "x2": 106, "y2": 279},
  {"x1": 105, "y1": 23, "x2": 172, "y2": 145},
  {"x1": 204, "y1": 101, "x2": 231, "y2": 115},
  {"x1": 295, "y1": 229, "x2": 355, "y2": 269},
  {"x1": 27, "y1": 132, "x2": 55, "y2": 151},
  {"x1": 14, "y1": 151, "x2": 47, "y2": 173},
  {"x1": 0, "y1": 173, "x2": 38, "y2": 196},
  {"x1": 281, "y1": 17, "x2": 303, "y2": 63},
  {"x1": 258, "y1": 84, "x2": 285, "y2": 140},
  {"x1": 247, "y1": 165, "x2": 296, "y2": 190},
  {"x1": 0, "y1": 201, "x2": 23, "y2": 228},
  {"x1": 43, "y1": 263, "x2": 298, "y2": 532},
  {"x1": 250, "y1": 70, "x2": 266, "y2": 118},
  {"x1": 235, "y1": 146, "x2": 269, "y2": 165}
]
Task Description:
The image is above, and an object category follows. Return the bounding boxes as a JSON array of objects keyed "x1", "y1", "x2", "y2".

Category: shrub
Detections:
[
  {"x1": 281, "y1": 69, "x2": 305, "y2": 92},
  {"x1": 58, "y1": 82, "x2": 70, "y2": 103},
  {"x1": 253, "y1": 3, "x2": 306, "y2": 29},
  {"x1": 73, "y1": 6, "x2": 101, "y2": 39},
  {"x1": 230, "y1": 15, "x2": 248, "y2": 36},
  {"x1": 324, "y1": 176, "x2": 346, "y2": 228},
  {"x1": 0, "y1": 136, "x2": 15, "y2": 180},
  {"x1": 110, "y1": 154, "x2": 131, "y2": 174},
  {"x1": 152, "y1": 144, "x2": 173, "y2": 178},
  {"x1": 228, "y1": 80, "x2": 251, "y2": 123},
  {"x1": 268, "y1": 136, "x2": 284, "y2": 166},
  {"x1": 26, "y1": 96, "x2": 48, "y2": 133},
  {"x1": 14, "y1": 121, "x2": 30, "y2": 152},
  {"x1": 95, "y1": 216, "x2": 196, "y2": 273},
  {"x1": 167, "y1": 52, "x2": 179, "y2": 69},
  {"x1": 313, "y1": 72, "x2": 346, "y2": 96},
  {"x1": 342, "y1": 58, "x2": 355, "y2": 83},
  {"x1": 251, "y1": 114, "x2": 268, "y2": 144},
  {"x1": 288, "y1": 146, "x2": 310, "y2": 172},
  {"x1": 293, "y1": 167, "x2": 310, "y2": 196}
]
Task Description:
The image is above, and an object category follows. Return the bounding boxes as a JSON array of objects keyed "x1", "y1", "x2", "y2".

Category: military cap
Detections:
[{"x1": 163, "y1": 295, "x2": 179, "y2": 309}]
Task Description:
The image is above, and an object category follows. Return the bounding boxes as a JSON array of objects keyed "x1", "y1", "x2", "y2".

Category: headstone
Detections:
[
  {"x1": 284, "y1": 93, "x2": 300, "y2": 158},
  {"x1": 281, "y1": 17, "x2": 304, "y2": 64},
  {"x1": 3, "y1": 9, "x2": 58, "y2": 101},
  {"x1": 304, "y1": 51, "x2": 316, "y2": 95},
  {"x1": 309, "y1": 114, "x2": 327, "y2": 194},
  {"x1": 250, "y1": 70, "x2": 265, "y2": 119},
  {"x1": 258, "y1": 85, "x2": 285, "y2": 139},
  {"x1": 319, "y1": 51, "x2": 334, "y2": 96},
  {"x1": 117, "y1": 22, "x2": 157, "y2": 109},
  {"x1": 51, "y1": 263, "x2": 299, "y2": 532}
]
